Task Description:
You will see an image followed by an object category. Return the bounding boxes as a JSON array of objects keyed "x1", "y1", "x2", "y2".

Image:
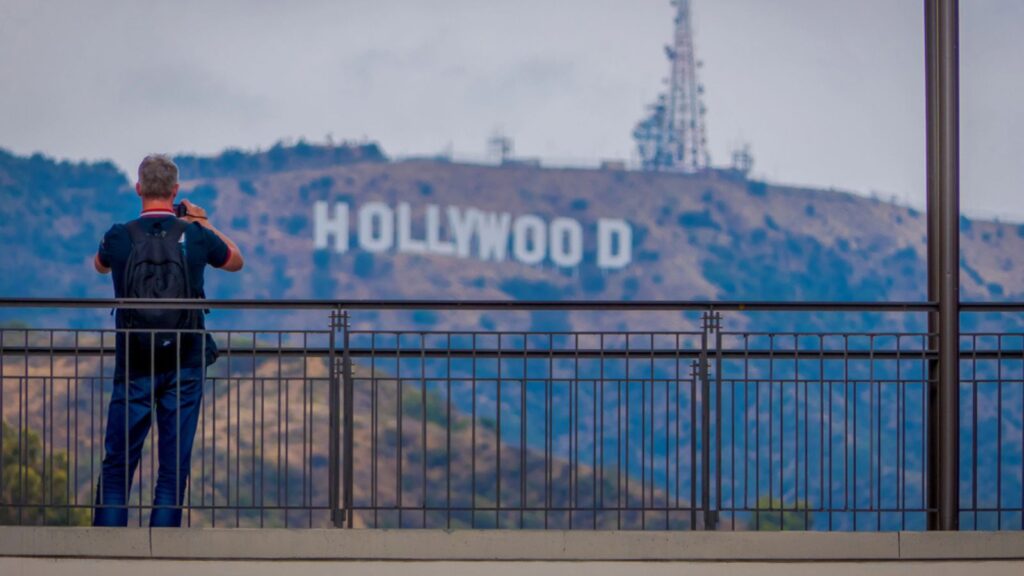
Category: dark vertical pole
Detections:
[
  {"x1": 328, "y1": 309, "x2": 342, "y2": 527},
  {"x1": 925, "y1": 0, "x2": 960, "y2": 531},
  {"x1": 936, "y1": 0, "x2": 961, "y2": 531},
  {"x1": 924, "y1": 0, "x2": 941, "y2": 532}
]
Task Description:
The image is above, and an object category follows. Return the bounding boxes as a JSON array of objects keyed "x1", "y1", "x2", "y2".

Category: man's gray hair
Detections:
[{"x1": 138, "y1": 154, "x2": 179, "y2": 199}]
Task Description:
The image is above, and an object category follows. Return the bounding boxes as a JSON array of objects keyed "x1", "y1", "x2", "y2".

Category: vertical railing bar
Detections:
[
  {"x1": 417, "y1": 327, "x2": 425, "y2": 524},
  {"x1": 397, "y1": 330, "x2": 404, "y2": 528},
  {"x1": 732, "y1": 333, "x2": 740, "y2": 530},
  {"x1": 309, "y1": 331, "x2": 316, "y2": 527},
  {"x1": 802, "y1": 334, "x2": 810, "y2": 529},
  {"x1": 9, "y1": 368, "x2": 19, "y2": 521},
  {"x1": 600, "y1": 332, "x2": 606, "y2": 526},
  {"x1": 278, "y1": 332, "x2": 285, "y2": 527},
  {"x1": 645, "y1": 336, "x2": 656, "y2": 527},
  {"x1": 871, "y1": 334, "x2": 878, "y2": 530},
  {"x1": 446, "y1": 333, "x2": 452, "y2": 530},
  {"x1": 624, "y1": 333, "x2": 630, "y2": 529},
  {"x1": 690, "y1": 359, "x2": 697, "y2": 529},
  {"x1": 371, "y1": 331, "x2": 378, "y2": 528},
  {"x1": 421, "y1": 331, "x2": 428, "y2": 528},
  {"x1": 372, "y1": 332, "x2": 380, "y2": 524},
  {"x1": 38, "y1": 330, "x2": 47, "y2": 520},
  {"x1": 820, "y1": 335, "x2": 828, "y2": 530},
  {"x1": 971, "y1": 333, "x2": 978, "y2": 528},
  {"x1": 641, "y1": 333, "x2": 647, "y2": 530},
  {"x1": 497, "y1": 332, "x2": 503, "y2": 528},
  {"x1": 674, "y1": 333, "x2": 680, "y2": 524},
  {"x1": 644, "y1": 333, "x2": 652, "y2": 528},
  {"x1": 845, "y1": 334, "x2": 852, "y2": 529},
  {"x1": 71, "y1": 331, "x2": 79, "y2": 524},
  {"x1": 471, "y1": 332, "x2": 477, "y2": 529},
  {"x1": 922, "y1": 333, "x2": 929, "y2": 523},
  {"x1": 327, "y1": 311, "x2": 340, "y2": 527},
  {"x1": 700, "y1": 326, "x2": 709, "y2": 529},
  {"x1": 524, "y1": 332, "x2": 530, "y2": 530},
  {"x1": 897, "y1": 334, "x2": 905, "y2": 529},
  {"x1": 744, "y1": 335, "x2": 751, "y2": 528},
  {"x1": 258, "y1": 335, "x2": 265, "y2": 528},
  {"x1": 548, "y1": 333, "x2": 554, "y2": 530},
  {"x1": 996, "y1": 334, "x2": 1002, "y2": 530},
  {"x1": 20, "y1": 328, "x2": 27, "y2": 525},
  {"x1": 571, "y1": 332, "x2": 578, "y2": 529},
  {"x1": 768, "y1": 333, "x2": 775, "y2": 528},
  {"x1": 794, "y1": 334, "x2": 803, "y2": 528},
  {"x1": 664, "y1": 335, "x2": 670, "y2": 530},
  {"x1": 210, "y1": 335, "x2": 219, "y2": 527},
  {"x1": 301, "y1": 331, "x2": 309, "y2": 527},
  {"x1": 242, "y1": 336, "x2": 251, "y2": 526},
  {"x1": 595, "y1": 334, "x2": 601, "y2": 530},
  {"x1": 715, "y1": 321, "x2": 723, "y2": 530},
  {"x1": 618, "y1": 346, "x2": 623, "y2": 530},
  {"x1": 95, "y1": 330, "x2": 104, "y2": 525},
  {"x1": 46, "y1": 330, "x2": 53, "y2": 519},
  {"x1": 775, "y1": 332, "x2": 782, "y2": 529}
]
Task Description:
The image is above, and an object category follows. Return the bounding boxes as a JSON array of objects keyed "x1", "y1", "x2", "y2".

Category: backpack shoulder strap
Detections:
[
  {"x1": 124, "y1": 220, "x2": 148, "y2": 246},
  {"x1": 164, "y1": 218, "x2": 189, "y2": 242},
  {"x1": 165, "y1": 218, "x2": 195, "y2": 303}
]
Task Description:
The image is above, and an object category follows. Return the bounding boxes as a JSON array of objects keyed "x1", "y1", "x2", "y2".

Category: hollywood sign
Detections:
[{"x1": 312, "y1": 201, "x2": 633, "y2": 269}]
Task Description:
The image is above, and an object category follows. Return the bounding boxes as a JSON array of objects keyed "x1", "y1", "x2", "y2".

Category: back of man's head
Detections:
[{"x1": 138, "y1": 154, "x2": 178, "y2": 199}]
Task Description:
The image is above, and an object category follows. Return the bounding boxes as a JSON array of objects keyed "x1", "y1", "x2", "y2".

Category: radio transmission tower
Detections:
[{"x1": 634, "y1": 0, "x2": 710, "y2": 173}]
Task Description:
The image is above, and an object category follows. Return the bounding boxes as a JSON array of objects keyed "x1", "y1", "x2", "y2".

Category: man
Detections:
[{"x1": 93, "y1": 154, "x2": 243, "y2": 527}]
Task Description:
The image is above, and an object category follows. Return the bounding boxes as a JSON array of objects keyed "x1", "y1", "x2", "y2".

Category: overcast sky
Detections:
[{"x1": 0, "y1": 0, "x2": 1021, "y2": 220}]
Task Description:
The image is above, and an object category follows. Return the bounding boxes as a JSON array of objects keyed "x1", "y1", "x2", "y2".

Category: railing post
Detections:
[
  {"x1": 341, "y1": 311, "x2": 355, "y2": 529},
  {"x1": 699, "y1": 311, "x2": 721, "y2": 530},
  {"x1": 925, "y1": 0, "x2": 960, "y2": 531},
  {"x1": 689, "y1": 360, "x2": 701, "y2": 529},
  {"x1": 328, "y1": 308, "x2": 344, "y2": 528}
]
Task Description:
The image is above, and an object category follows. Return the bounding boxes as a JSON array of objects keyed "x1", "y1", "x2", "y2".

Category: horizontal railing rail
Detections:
[
  {"x1": 0, "y1": 297, "x2": 948, "y2": 311},
  {"x1": 7, "y1": 345, "x2": 1024, "y2": 361}
]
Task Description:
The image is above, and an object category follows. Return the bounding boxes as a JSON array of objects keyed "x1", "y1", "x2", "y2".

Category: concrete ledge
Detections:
[
  {"x1": 900, "y1": 532, "x2": 1024, "y2": 560},
  {"x1": 1, "y1": 528, "x2": 1022, "y2": 561},
  {"x1": 150, "y1": 529, "x2": 900, "y2": 561},
  {"x1": 0, "y1": 527, "x2": 150, "y2": 558}
]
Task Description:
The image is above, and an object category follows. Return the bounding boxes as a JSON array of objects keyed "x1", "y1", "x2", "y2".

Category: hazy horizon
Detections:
[{"x1": 1, "y1": 0, "x2": 1021, "y2": 221}]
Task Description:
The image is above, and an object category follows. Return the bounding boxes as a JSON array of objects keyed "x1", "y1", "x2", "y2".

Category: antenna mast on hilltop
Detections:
[{"x1": 634, "y1": 0, "x2": 709, "y2": 173}]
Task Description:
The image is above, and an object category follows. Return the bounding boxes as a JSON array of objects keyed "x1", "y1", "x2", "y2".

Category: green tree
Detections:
[
  {"x1": 754, "y1": 495, "x2": 812, "y2": 531},
  {"x1": 1, "y1": 421, "x2": 89, "y2": 525}
]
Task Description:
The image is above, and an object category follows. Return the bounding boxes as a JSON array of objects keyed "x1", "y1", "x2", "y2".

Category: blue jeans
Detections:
[{"x1": 93, "y1": 366, "x2": 204, "y2": 527}]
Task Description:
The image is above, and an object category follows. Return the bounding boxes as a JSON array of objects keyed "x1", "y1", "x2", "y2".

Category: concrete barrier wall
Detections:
[{"x1": 0, "y1": 528, "x2": 1022, "y2": 575}]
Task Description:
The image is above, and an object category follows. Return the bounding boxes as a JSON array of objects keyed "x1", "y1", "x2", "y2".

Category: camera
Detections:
[{"x1": 174, "y1": 203, "x2": 188, "y2": 218}]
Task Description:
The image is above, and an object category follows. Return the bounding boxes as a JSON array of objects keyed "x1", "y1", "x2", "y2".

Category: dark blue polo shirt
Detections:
[{"x1": 98, "y1": 208, "x2": 230, "y2": 379}]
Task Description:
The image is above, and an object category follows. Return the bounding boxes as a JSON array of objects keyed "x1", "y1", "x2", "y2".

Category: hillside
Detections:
[
  {"x1": 4, "y1": 144, "x2": 1021, "y2": 302},
  {"x1": 2, "y1": 143, "x2": 1020, "y2": 333},
  {"x1": 1, "y1": 143, "x2": 1022, "y2": 530}
]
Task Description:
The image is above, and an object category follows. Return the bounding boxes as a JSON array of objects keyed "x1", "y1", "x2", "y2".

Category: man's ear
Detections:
[
  {"x1": 171, "y1": 184, "x2": 180, "y2": 201},
  {"x1": 135, "y1": 182, "x2": 143, "y2": 197}
]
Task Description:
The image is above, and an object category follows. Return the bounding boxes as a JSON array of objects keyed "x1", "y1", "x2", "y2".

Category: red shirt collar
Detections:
[{"x1": 140, "y1": 207, "x2": 176, "y2": 218}]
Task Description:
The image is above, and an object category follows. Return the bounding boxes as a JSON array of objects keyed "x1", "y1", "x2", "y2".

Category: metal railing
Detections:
[{"x1": 0, "y1": 298, "x2": 1022, "y2": 530}]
